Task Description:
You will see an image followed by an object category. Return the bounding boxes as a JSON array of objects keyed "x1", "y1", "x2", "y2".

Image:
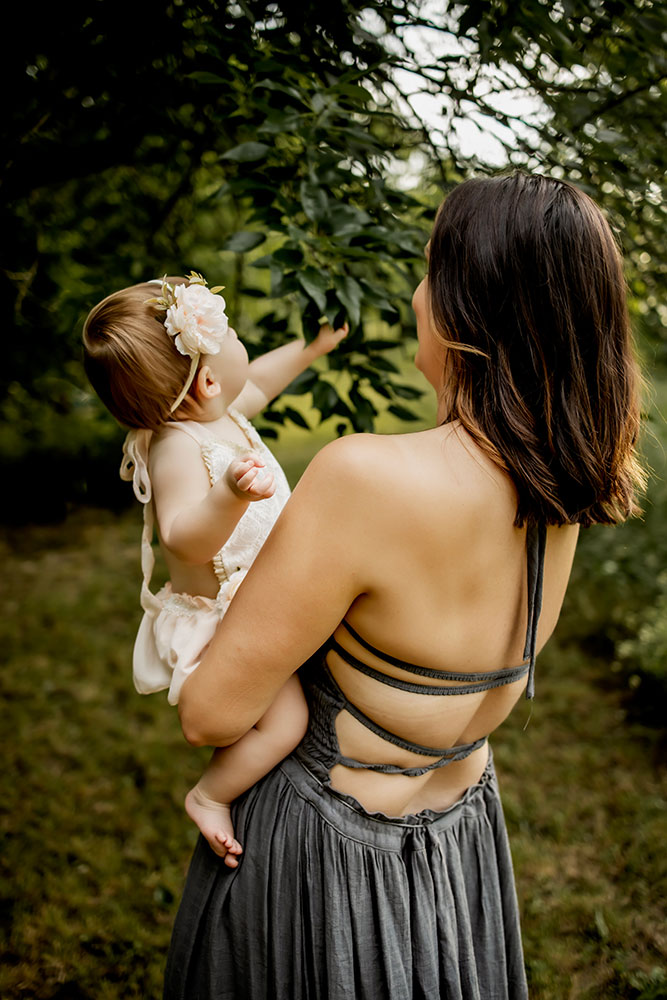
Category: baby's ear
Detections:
[{"x1": 194, "y1": 364, "x2": 221, "y2": 400}]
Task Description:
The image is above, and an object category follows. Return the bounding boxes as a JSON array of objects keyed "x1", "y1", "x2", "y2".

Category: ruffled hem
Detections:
[{"x1": 132, "y1": 578, "x2": 243, "y2": 705}]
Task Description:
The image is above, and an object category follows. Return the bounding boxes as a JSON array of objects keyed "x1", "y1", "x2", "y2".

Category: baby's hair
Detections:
[{"x1": 83, "y1": 277, "x2": 196, "y2": 430}]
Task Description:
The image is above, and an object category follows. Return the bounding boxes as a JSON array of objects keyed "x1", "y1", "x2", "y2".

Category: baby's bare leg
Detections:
[{"x1": 185, "y1": 674, "x2": 308, "y2": 868}]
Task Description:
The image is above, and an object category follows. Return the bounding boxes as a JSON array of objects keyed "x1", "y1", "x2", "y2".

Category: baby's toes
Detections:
[
  {"x1": 214, "y1": 830, "x2": 233, "y2": 848},
  {"x1": 207, "y1": 836, "x2": 230, "y2": 859}
]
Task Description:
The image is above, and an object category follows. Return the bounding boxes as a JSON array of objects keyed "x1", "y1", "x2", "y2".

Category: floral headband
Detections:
[{"x1": 146, "y1": 272, "x2": 229, "y2": 413}]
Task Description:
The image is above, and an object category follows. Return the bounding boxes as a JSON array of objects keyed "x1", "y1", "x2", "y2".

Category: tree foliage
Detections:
[
  {"x1": 2, "y1": 0, "x2": 665, "y2": 519},
  {"x1": 369, "y1": 0, "x2": 667, "y2": 357}
]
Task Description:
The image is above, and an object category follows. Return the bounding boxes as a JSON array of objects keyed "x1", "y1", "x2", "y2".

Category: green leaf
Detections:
[
  {"x1": 185, "y1": 70, "x2": 229, "y2": 87},
  {"x1": 250, "y1": 254, "x2": 272, "y2": 269},
  {"x1": 335, "y1": 275, "x2": 363, "y2": 326},
  {"x1": 365, "y1": 338, "x2": 400, "y2": 351},
  {"x1": 298, "y1": 268, "x2": 329, "y2": 314},
  {"x1": 221, "y1": 142, "x2": 271, "y2": 163},
  {"x1": 329, "y1": 204, "x2": 372, "y2": 236},
  {"x1": 272, "y1": 247, "x2": 303, "y2": 267},
  {"x1": 332, "y1": 82, "x2": 374, "y2": 103},
  {"x1": 349, "y1": 384, "x2": 377, "y2": 431},
  {"x1": 222, "y1": 231, "x2": 265, "y2": 253},
  {"x1": 371, "y1": 356, "x2": 400, "y2": 374},
  {"x1": 387, "y1": 404, "x2": 420, "y2": 422},
  {"x1": 300, "y1": 181, "x2": 328, "y2": 223},
  {"x1": 286, "y1": 369, "x2": 318, "y2": 395},
  {"x1": 186, "y1": 71, "x2": 227, "y2": 85},
  {"x1": 312, "y1": 380, "x2": 341, "y2": 416},
  {"x1": 380, "y1": 306, "x2": 401, "y2": 324},
  {"x1": 282, "y1": 406, "x2": 310, "y2": 429},
  {"x1": 370, "y1": 382, "x2": 392, "y2": 400},
  {"x1": 393, "y1": 384, "x2": 424, "y2": 401}
]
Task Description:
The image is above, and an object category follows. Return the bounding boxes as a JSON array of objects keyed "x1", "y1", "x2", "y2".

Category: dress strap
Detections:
[
  {"x1": 523, "y1": 521, "x2": 547, "y2": 700},
  {"x1": 329, "y1": 637, "x2": 530, "y2": 694},
  {"x1": 119, "y1": 430, "x2": 162, "y2": 615},
  {"x1": 340, "y1": 619, "x2": 450, "y2": 676},
  {"x1": 162, "y1": 420, "x2": 213, "y2": 447},
  {"x1": 323, "y1": 668, "x2": 487, "y2": 776}
]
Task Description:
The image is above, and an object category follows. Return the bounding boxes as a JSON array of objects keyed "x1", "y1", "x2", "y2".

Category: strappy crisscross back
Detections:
[{"x1": 298, "y1": 522, "x2": 547, "y2": 779}]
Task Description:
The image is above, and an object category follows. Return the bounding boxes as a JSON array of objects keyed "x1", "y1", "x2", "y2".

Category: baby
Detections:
[{"x1": 83, "y1": 272, "x2": 347, "y2": 866}]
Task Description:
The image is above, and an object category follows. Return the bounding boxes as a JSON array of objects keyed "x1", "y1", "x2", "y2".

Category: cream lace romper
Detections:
[{"x1": 120, "y1": 409, "x2": 291, "y2": 706}]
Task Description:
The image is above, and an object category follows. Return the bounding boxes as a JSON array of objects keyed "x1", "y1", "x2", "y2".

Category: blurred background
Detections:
[{"x1": 1, "y1": 1, "x2": 665, "y2": 997}]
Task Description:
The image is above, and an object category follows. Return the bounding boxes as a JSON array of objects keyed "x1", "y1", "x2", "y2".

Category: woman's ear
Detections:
[{"x1": 194, "y1": 364, "x2": 221, "y2": 400}]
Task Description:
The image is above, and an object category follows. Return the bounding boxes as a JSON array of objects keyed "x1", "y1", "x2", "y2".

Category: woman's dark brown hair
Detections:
[{"x1": 428, "y1": 171, "x2": 645, "y2": 526}]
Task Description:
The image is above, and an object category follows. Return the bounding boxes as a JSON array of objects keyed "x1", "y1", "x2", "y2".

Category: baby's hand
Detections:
[
  {"x1": 225, "y1": 453, "x2": 276, "y2": 502},
  {"x1": 313, "y1": 322, "x2": 349, "y2": 356}
]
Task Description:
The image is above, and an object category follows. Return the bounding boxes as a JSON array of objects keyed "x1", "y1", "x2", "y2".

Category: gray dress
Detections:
[{"x1": 164, "y1": 524, "x2": 546, "y2": 999}]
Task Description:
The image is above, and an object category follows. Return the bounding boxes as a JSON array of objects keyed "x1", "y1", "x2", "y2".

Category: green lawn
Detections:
[{"x1": 1, "y1": 382, "x2": 666, "y2": 999}]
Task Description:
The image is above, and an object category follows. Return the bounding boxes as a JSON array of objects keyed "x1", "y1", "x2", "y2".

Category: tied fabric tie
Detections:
[
  {"x1": 120, "y1": 429, "x2": 153, "y2": 502},
  {"x1": 522, "y1": 521, "x2": 547, "y2": 700},
  {"x1": 120, "y1": 430, "x2": 162, "y2": 615}
]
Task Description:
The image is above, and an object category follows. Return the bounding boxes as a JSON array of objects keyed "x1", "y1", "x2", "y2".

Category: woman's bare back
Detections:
[{"x1": 323, "y1": 422, "x2": 578, "y2": 815}]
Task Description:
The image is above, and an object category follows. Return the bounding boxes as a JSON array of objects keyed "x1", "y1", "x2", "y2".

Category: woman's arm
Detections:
[
  {"x1": 178, "y1": 433, "x2": 379, "y2": 746},
  {"x1": 233, "y1": 324, "x2": 348, "y2": 419}
]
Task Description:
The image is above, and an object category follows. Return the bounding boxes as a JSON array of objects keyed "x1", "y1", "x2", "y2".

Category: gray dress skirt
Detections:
[{"x1": 163, "y1": 524, "x2": 545, "y2": 1000}]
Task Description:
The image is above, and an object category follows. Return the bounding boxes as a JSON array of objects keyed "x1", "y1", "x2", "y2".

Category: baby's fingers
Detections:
[
  {"x1": 245, "y1": 468, "x2": 276, "y2": 500},
  {"x1": 235, "y1": 465, "x2": 275, "y2": 500},
  {"x1": 225, "y1": 453, "x2": 264, "y2": 498}
]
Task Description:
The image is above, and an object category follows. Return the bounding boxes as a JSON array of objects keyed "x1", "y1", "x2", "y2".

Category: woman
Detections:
[{"x1": 164, "y1": 172, "x2": 643, "y2": 999}]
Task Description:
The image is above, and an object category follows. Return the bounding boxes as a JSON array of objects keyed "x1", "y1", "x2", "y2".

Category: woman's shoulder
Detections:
[
  {"x1": 299, "y1": 427, "x2": 451, "y2": 506},
  {"x1": 301, "y1": 423, "x2": 517, "y2": 524},
  {"x1": 308, "y1": 424, "x2": 473, "y2": 478},
  {"x1": 307, "y1": 430, "x2": 416, "y2": 480}
]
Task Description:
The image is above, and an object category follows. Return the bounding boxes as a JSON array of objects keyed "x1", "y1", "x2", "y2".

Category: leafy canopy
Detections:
[{"x1": 2, "y1": 0, "x2": 665, "y2": 518}]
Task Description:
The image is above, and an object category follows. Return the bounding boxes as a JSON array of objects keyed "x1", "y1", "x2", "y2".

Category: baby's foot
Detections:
[{"x1": 185, "y1": 784, "x2": 243, "y2": 869}]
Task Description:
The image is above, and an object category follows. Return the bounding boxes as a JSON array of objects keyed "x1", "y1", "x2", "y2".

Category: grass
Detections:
[{"x1": 1, "y1": 383, "x2": 666, "y2": 999}]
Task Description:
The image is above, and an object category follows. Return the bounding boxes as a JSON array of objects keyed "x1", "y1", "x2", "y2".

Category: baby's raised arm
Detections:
[
  {"x1": 233, "y1": 322, "x2": 348, "y2": 419},
  {"x1": 149, "y1": 430, "x2": 272, "y2": 565}
]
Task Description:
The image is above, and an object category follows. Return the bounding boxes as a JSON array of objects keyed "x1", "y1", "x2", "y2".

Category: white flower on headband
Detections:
[
  {"x1": 145, "y1": 272, "x2": 230, "y2": 412},
  {"x1": 165, "y1": 282, "x2": 229, "y2": 359}
]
